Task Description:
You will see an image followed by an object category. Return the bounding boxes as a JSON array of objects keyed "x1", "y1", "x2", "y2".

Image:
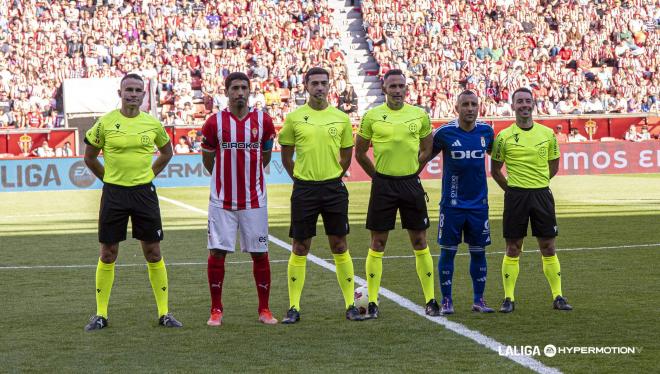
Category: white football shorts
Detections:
[{"x1": 207, "y1": 205, "x2": 269, "y2": 253}]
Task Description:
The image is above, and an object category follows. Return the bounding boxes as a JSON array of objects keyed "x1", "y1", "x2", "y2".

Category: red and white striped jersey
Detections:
[{"x1": 201, "y1": 108, "x2": 275, "y2": 210}]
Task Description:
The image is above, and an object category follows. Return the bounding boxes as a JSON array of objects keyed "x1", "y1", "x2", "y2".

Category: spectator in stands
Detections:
[
  {"x1": 568, "y1": 128, "x2": 588, "y2": 143},
  {"x1": 26, "y1": 105, "x2": 44, "y2": 128},
  {"x1": 555, "y1": 125, "x2": 568, "y2": 143},
  {"x1": 264, "y1": 84, "x2": 281, "y2": 107},
  {"x1": 583, "y1": 96, "x2": 605, "y2": 114},
  {"x1": 249, "y1": 87, "x2": 266, "y2": 108},
  {"x1": 338, "y1": 84, "x2": 358, "y2": 115},
  {"x1": 174, "y1": 136, "x2": 191, "y2": 154},
  {"x1": 292, "y1": 83, "x2": 307, "y2": 108},
  {"x1": 33, "y1": 140, "x2": 55, "y2": 157},
  {"x1": 557, "y1": 93, "x2": 581, "y2": 115},
  {"x1": 190, "y1": 131, "x2": 203, "y2": 153},
  {"x1": 0, "y1": 91, "x2": 13, "y2": 126},
  {"x1": 625, "y1": 125, "x2": 641, "y2": 142},
  {"x1": 639, "y1": 125, "x2": 652, "y2": 141},
  {"x1": 44, "y1": 110, "x2": 62, "y2": 129},
  {"x1": 56, "y1": 141, "x2": 74, "y2": 157},
  {"x1": 213, "y1": 87, "x2": 228, "y2": 111},
  {"x1": 0, "y1": 116, "x2": 9, "y2": 128}
]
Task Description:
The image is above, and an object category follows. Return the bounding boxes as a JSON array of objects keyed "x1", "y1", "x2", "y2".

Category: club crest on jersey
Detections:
[
  {"x1": 408, "y1": 123, "x2": 419, "y2": 133},
  {"x1": 140, "y1": 135, "x2": 150, "y2": 145},
  {"x1": 538, "y1": 147, "x2": 548, "y2": 158},
  {"x1": 481, "y1": 136, "x2": 485, "y2": 147},
  {"x1": 328, "y1": 127, "x2": 338, "y2": 137},
  {"x1": 252, "y1": 127, "x2": 258, "y2": 138}
]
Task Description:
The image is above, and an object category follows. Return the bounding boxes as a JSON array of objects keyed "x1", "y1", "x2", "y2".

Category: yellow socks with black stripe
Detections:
[
  {"x1": 95, "y1": 258, "x2": 115, "y2": 318},
  {"x1": 502, "y1": 256, "x2": 520, "y2": 301},
  {"x1": 542, "y1": 255, "x2": 563, "y2": 299},
  {"x1": 333, "y1": 251, "x2": 356, "y2": 309},
  {"x1": 287, "y1": 253, "x2": 307, "y2": 310},
  {"x1": 414, "y1": 246, "x2": 435, "y2": 303},
  {"x1": 365, "y1": 249, "x2": 383, "y2": 304},
  {"x1": 147, "y1": 258, "x2": 169, "y2": 317}
]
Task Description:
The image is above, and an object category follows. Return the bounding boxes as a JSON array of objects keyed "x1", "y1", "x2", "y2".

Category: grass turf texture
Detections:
[{"x1": 0, "y1": 174, "x2": 658, "y2": 373}]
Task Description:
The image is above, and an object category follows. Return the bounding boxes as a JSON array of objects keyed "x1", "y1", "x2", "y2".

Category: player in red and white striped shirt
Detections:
[{"x1": 201, "y1": 72, "x2": 277, "y2": 326}]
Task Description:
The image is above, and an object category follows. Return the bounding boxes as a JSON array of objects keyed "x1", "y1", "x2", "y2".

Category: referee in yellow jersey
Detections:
[
  {"x1": 279, "y1": 67, "x2": 363, "y2": 323},
  {"x1": 83, "y1": 73, "x2": 182, "y2": 330},
  {"x1": 491, "y1": 87, "x2": 572, "y2": 313},
  {"x1": 355, "y1": 69, "x2": 440, "y2": 319}
]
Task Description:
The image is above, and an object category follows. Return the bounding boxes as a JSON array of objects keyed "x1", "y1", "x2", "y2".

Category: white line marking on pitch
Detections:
[
  {"x1": 2, "y1": 196, "x2": 655, "y2": 373},
  {"x1": 158, "y1": 196, "x2": 562, "y2": 374}
]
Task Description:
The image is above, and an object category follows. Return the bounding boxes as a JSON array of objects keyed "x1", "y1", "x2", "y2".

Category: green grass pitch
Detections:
[{"x1": 1, "y1": 174, "x2": 658, "y2": 373}]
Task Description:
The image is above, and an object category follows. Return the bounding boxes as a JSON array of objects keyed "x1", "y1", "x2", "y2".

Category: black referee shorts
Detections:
[
  {"x1": 289, "y1": 178, "x2": 349, "y2": 240},
  {"x1": 98, "y1": 183, "x2": 164, "y2": 244},
  {"x1": 503, "y1": 186, "x2": 558, "y2": 239},
  {"x1": 366, "y1": 173, "x2": 430, "y2": 232}
]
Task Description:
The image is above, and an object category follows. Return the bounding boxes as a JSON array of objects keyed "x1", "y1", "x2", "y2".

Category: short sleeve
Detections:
[
  {"x1": 262, "y1": 112, "x2": 276, "y2": 151},
  {"x1": 340, "y1": 116, "x2": 354, "y2": 148},
  {"x1": 153, "y1": 121, "x2": 170, "y2": 148},
  {"x1": 418, "y1": 112, "x2": 432, "y2": 138},
  {"x1": 486, "y1": 126, "x2": 495, "y2": 153},
  {"x1": 278, "y1": 114, "x2": 295, "y2": 146},
  {"x1": 201, "y1": 114, "x2": 218, "y2": 152},
  {"x1": 491, "y1": 132, "x2": 506, "y2": 162},
  {"x1": 357, "y1": 113, "x2": 373, "y2": 140},
  {"x1": 432, "y1": 127, "x2": 446, "y2": 155},
  {"x1": 85, "y1": 117, "x2": 105, "y2": 148},
  {"x1": 548, "y1": 131, "x2": 560, "y2": 160}
]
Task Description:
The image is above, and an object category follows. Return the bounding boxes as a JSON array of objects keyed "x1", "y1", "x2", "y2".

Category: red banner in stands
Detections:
[
  {"x1": 0, "y1": 129, "x2": 78, "y2": 157},
  {"x1": 341, "y1": 141, "x2": 660, "y2": 182}
]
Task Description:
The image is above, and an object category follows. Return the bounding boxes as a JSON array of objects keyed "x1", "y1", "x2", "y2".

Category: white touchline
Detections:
[{"x1": 160, "y1": 195, "x2": 562, "y2": 374}]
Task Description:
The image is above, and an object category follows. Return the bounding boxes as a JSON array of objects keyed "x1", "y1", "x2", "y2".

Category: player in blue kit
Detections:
[{"x1": 429, "y1": 91, "x2": 495, "y2": 314}]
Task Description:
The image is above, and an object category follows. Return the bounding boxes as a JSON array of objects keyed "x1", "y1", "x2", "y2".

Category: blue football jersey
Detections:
[{"x1": 432, "y1": 120, "x2": 494, "y2": 209}]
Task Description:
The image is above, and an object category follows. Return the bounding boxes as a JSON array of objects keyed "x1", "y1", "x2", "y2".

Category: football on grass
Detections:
[{"x1": 354, "y1": 286, "x2": 371, "y2": 314}]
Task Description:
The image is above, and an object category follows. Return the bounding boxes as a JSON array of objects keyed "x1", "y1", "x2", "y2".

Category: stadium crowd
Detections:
[
  {"x1": 0, "y1": 0, "x2": 352, "y2": 129},
  {"x1": 361, "y1": 0, "x2": 659, "y2": 118}
]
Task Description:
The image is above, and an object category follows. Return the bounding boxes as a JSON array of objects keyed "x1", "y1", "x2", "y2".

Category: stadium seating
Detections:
[
  {"x1": 361, "y1": 0, "x2": 659, "y2": 117},
  {"x1": 0, "y1": 1, "x2": 350, "y2": 128}
]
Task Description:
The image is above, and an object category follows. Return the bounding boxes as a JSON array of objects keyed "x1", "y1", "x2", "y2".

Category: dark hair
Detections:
[
  {"x1": 511, "y1": 87, "x2": 534, "y2": 101},
  {"x1": 120, "y1": 73, "x2": 144, "y2": 85},
  {"x1": 383, "y1": 69, "x2": 405, "y2": 81},
  {"x1": 224, "y1": 72, "x2": 250, "y2": 91},
  {"x1": 304, "y1": 67, "x2": 330, "y2": 83},
  {"x1": 457, "y1": 89, "x2": 477, "y2": 101}
]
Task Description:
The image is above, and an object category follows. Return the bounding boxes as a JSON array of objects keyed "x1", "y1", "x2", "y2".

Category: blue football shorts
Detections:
[{"x1": 437, "y1": 206, "x2": 491, "y2": 247}]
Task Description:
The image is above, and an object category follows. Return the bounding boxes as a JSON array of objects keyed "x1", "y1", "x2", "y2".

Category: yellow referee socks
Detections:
[
  {"x1": 287, "y1": 253, "x2": 307, "y2": 310},
  {"x1": 333, "y1": 251, "x2": 356, "y2": 309},
  {"x1": 542, "y1": 255, "x2": 563, "y2": 299},
  {"x1": 414, "y1": 246, "x2": 435, "y2": 303},
  {"x1": 147, "y1": 258, "x2": 169, "y2": 317},
  {"x1": 365, "y1": 249, "x2": 383, "y2": 304},
  {"x1": 502, "y1": 255, "x2": 520, "y2": 301},
  {"x1": 95, "y1": 258, "x2": 115, "y2": 318}
]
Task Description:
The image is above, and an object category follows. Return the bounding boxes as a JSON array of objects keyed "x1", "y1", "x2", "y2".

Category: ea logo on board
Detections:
[{"x1": 69, "y1": 160, "x2": 96, "y2": 188}]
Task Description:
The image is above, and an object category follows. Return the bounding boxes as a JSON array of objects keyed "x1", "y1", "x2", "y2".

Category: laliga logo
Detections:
[
  {"x1": 69, "y1": 160, "x2": 97, "y2": 188},
  {"x1": 450, "y1": 150, "x2": 485, "y2": 159}
]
